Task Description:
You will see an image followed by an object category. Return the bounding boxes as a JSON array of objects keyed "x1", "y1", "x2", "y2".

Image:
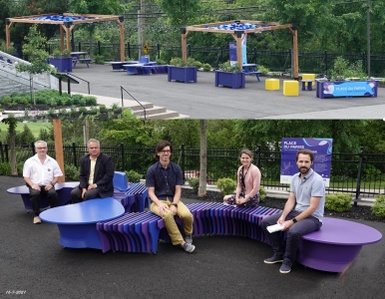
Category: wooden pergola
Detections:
[
  {"x1": 5, "y1": 13, "x2": 125, "y2": 61},
  {"x1": 182, "y1": 20, "x2": 298, "y2": 78}
]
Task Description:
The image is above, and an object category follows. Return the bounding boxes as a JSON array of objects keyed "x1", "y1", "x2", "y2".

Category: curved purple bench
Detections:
[
  {"x1": 297, "y1": 217, "x2": 382, "y2": 272},
  {"x1": 40, "y1": 197, "x2": 124, "y2": 249}
]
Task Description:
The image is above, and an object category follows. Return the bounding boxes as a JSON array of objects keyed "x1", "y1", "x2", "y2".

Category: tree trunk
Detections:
[
  {"x1": 8, "y1": 117, "x2": 18, "y2": 176},
  {"x1": 198, "y1": 119, "x2": 207, "y2": 197}
]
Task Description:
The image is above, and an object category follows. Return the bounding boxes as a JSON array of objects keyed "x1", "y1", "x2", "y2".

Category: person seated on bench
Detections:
[
  {"x1": 223, "y1": 148, "x2": 261, "y2": 207},
  {"x1": 260, "y1": 149, "x2": 325, "y2": 274},
  {"x1": 71, "y1": 139, "x2": 114, "y2": 203},
  {"x1": 146, "y1": 140, "x2": 195, "y2": 253},
  {"x1": 23, "y1": 140, "x2": 63, "y2": 224}
]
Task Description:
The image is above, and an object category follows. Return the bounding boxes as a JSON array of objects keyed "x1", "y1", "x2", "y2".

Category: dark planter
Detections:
[
  {"x1": 168, "y1": 66, "x2": 197, "y2": 83},
  {"x1": 215, "y1": 71, "x2": 245, "y2": 89},
  {"x1": 316, "y1": 80, "x2": 378, "y2": 99},
  {"x1": 48, "y1": 57, "x2": 73, "y2": 72}
]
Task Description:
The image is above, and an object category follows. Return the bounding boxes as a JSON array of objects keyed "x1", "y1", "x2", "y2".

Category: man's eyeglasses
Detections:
[{"x1": 36, "y1": 147, "x2": 47, "y2": 150}]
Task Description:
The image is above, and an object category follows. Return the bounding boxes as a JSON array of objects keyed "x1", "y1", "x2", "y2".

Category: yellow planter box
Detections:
[
  {"x1": 265, "y1": 79, "x2": 280, "y2": 91},
  {"x1": 283, "y1": 80, "x2": 299, "y2": 96}
]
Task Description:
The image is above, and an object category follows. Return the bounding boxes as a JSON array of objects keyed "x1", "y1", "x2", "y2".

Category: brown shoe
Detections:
[{"x1": 33, "y1": 216, "x2": 42, "y2": 224}]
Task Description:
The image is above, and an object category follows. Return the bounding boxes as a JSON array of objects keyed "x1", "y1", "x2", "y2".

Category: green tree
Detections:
[
  {"x1": 1, "y1": 115, "x2": 18, "y2": 176},
  {"x1": 68, "y1": 0, "x2": 124, "y2": 57},
  {"x1": 157, "y1": 0, "x2": 201, "y2": 26},
  {"x1": 15, "y1": 124, "x2": 35, "y2": 146},
  {"x1": 15, "y1": 25, "x2": 53, "y2": 106}
]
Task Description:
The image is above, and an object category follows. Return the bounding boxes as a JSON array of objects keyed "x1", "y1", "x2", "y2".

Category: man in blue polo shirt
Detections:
[
  {"x1": 260, "y1": 149, "x2": 325, "y2": 274},
  {"x1": 146, "y1": 140, "x2": 195, "y2": 253}
]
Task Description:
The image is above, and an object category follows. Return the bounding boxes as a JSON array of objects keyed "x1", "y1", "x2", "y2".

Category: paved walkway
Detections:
[
  {"x1": 1, "y1": 176, "x2": 385, "y2": 298},
  {"x1": 69, "y1": 64, "x2": 385, "y2": 119}
]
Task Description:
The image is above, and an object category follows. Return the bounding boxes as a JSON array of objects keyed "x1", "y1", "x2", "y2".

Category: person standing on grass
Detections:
[
  {"x1": 146, "y1": 140, "x2": 195, "y2": 253},
  {"x1": 260, "y1": 149, "x2": 325, "y2": 274},
  {"x1": 71, "y1": 138, "x2": 114, "y2": 203},
  {"x1": 23, "y1": 140, "x2": 63, "y2": 224},
  {"x1": 223, "y1": 148, "x2": 261, "y2": 207}
]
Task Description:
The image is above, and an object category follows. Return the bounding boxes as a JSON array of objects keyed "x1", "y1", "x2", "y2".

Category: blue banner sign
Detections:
[
  {"x1": 280, "y1": 138, "x2": 333, "y2": 187},
  {"x1": 318, "y1": 81, "x2": 378, "y2": 98}
]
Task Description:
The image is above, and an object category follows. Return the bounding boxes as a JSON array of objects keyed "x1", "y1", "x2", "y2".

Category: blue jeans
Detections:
[{"x1": 260, "y1": 210, "x2": 322, "y2": 263}]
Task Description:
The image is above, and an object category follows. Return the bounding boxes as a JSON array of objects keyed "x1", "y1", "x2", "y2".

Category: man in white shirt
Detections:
[{"x1": 23, "y1": 140, "x2": 63, "y2": 224}]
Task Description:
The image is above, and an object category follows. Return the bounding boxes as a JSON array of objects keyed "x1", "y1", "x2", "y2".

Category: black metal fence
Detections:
[
  {"x1": 45, "y1": 41, "x2": 385, "y2": 77},
  {"x1": 1, "y1": 143, "x2": 384, "y2": 200}
]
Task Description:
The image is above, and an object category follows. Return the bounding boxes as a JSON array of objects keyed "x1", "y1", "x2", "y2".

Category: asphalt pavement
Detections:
[
  {"x1": 69, "y1": 64, "x2": 385, "y2": 119},
  {"x1": 1, "y1": 175, "x2": 385, "y2": 299}
]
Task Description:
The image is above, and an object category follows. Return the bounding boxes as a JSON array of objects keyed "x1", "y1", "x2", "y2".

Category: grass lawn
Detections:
[{"x1": 0, "y1": 121, "x2": 52, "y2": 139}]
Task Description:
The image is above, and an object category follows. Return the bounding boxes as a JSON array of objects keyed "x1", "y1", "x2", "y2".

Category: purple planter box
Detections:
[
  {"x1": 168, "y1": 66, "x2": 197, "y2": 83},
  {"x1": 316, "y1": 80, "x2": 378, "y2": 99},
  {"x1": 215, "y1": 71, "x2": 245, "y2": 89},
  {"x1": 48, "y1": 57, "x2": 73, "y2": 72}
]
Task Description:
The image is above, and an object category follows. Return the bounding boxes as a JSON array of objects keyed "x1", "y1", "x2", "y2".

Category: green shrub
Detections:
[
  {"x1": 93, "y1": 54, "x2": 104, "y2": 64},
  {"x1": 372, "y1": 195, "x2": 385, "y2": 218},
  {"x1": 84, "y1": 96, "x2": 97, "y2": 106},
  {"x1": 257, "y1": 65, "x2": 269, "y2": 75},
  {"x1": 170, "y1": 57, "x2": 184, "y2": 66},
  {"x1": 325, "y1": 193, "x2": 352, "y2": 212},
  {"x1": 17, "y1": 162, "x2": 24, "y2": 175},
  {"x1": 218, "y1": 61, "x2": 242, "y2": 73},
  {"x1": 78, "y1": 107, "x2": 87, "y2": 114},
  {"x1": 259, "y1": 186, "x2": 266, "y2": 202},
  {"x1": 125, "y1": 170, "x2": 142, "y2": 183},
  {"x1": 0, "y1": 162, "x2": 11, "y2": 175},
  {"x1": 202, "y1": 63, "x2": 212, "y2": 72},
  {"x1": 216, "y1": 177, "x2": 237, "y2": 196},
  {"x1": 65, "y1": 164, "x2": 79, "y2": 181},
  {"x1": 186, "y1": 177, "x2": 199, "y2": 194}
]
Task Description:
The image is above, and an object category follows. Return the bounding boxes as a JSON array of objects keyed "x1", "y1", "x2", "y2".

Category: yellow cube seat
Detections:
[
  {"x1": 265, "y1": 79, "x2": 280, "y2": 91},
  {"x1": 283, "y1": 80, "x2": 299, "y2": 96},
  {"x1": 302, "y1": 73, "x2": 316, "y2": 86}
]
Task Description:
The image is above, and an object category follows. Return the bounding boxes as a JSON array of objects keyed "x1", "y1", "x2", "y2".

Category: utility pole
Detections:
[{"x1": 366, "y1": 0, "x2": 370, "y2": 77}]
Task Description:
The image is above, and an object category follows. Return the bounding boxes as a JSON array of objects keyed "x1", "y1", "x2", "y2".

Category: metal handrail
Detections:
[
  {"x1": 66, "y1": 73, "x2": 91, "y2": 94},
  {"x1": 120, "y1": 86, "x2": 147, "y2": 119}
]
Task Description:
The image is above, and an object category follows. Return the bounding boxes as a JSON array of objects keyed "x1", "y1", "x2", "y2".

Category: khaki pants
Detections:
[{"x1": 150, "y1": 199, "x2": 193, "y2": 245}]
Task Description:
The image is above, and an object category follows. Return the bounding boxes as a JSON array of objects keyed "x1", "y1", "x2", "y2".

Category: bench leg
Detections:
[
  {"x1": 301, "y1": 82, "x2": 306, "y2": 91},
  {"x1": 307, "y1": 83, "x2": 312, "y2": 91}
]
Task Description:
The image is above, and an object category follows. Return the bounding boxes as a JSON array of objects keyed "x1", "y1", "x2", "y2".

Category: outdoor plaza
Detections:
[{"x1": 69, "y1": 63, "x2": 385, "y2": 119}]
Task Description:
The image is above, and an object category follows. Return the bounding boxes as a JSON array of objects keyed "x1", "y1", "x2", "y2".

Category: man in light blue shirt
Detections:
[{"x1": 260, "y1": 149, "x2": 325, "y2": 274}]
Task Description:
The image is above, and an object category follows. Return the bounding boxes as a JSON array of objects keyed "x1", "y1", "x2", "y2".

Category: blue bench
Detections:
[
  {"x1": 109, "y1": 61, "x2": 139, "y2": 71},
  {"x1": 7, "y1": 181, "x2": 79, "y2": 211},
  {"x1": 242, "y1": 64, "x2": 263, "y2": 82},
  {"x1": 73, "y1": 58, "x2": 91, "y2": 68}
]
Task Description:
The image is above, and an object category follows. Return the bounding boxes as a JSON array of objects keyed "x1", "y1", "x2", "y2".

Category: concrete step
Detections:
[
  {"x1": 78, "y1": 93, "x2": 190, "y2": 119},
  {"x1": 142, "y1": 110, "x2": 185, "y2": 119},
  {"x1": 132, "y1": 106, "x2": 169, "y2": 117}
]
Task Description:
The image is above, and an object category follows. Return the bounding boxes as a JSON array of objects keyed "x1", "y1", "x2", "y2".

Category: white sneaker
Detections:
[
  {"x1": 33, "y1": 216, "x2": 42, "y2": 224},
  {"x1": 182, "y1": 242, "x2": 195, "y2": 253}
]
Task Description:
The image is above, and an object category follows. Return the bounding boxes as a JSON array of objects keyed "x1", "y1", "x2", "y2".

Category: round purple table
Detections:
[
  {"x1": 297, "y1": 217, "x2": 382, "y2": 272},
  {"x1": 40, "y1": 197, "x2": 124, "y2": 250}
]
